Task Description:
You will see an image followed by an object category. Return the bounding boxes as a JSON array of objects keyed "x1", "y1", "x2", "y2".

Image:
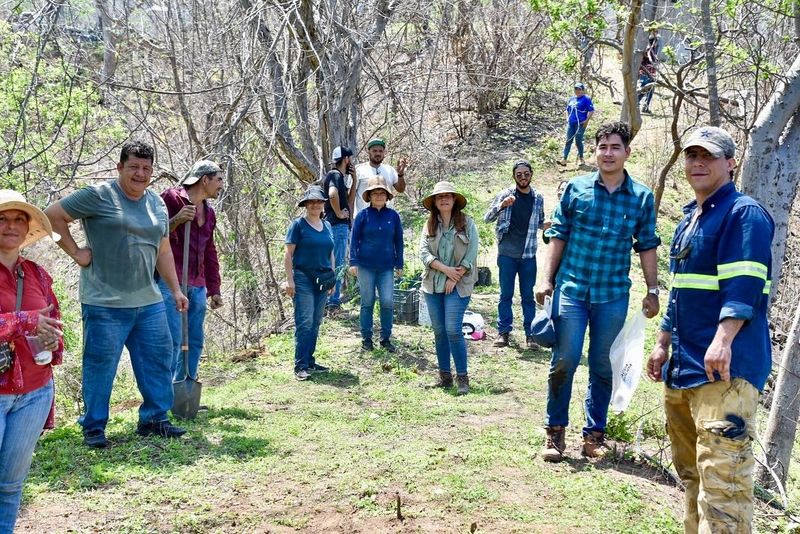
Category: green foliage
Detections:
[{"x1": 606, "y1": 411, "x2": 636, "y2": 443}]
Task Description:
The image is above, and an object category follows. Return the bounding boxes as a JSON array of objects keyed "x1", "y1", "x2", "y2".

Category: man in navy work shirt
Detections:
[
  {"x1": 646, "y1": 126, "x2": 774, "y2": 533},
  {"x1": 323, "y1": 146, "x2": 357, "y2": 310},
  {"x1": 536, "y1": 121, "x2": 660, "y2": 462},
  {"x1": 557, "y1": 82, "x2": 595, "y2": 167},
  {"x1": 484, "y1": 159, "x2": 545, "y2": 350}
]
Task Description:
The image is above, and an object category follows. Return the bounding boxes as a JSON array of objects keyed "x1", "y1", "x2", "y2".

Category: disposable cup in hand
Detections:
[{"x1": 26, "y1": 336, "x2": 52, "y2": 366}]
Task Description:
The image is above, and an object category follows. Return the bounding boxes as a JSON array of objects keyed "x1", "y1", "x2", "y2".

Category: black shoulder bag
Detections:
[{"x1": 0, "y1": 265, "x2": 25, "y2": 374}]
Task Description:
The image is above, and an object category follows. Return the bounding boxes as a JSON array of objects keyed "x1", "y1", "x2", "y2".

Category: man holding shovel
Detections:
[{"x1": 159, "y1": 160, "x2": 225, "y2": 417}]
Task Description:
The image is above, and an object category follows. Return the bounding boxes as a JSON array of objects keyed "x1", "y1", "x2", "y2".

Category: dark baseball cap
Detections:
[{"x1": 330, "y1": 146, "x2": 353, "y2": 163}]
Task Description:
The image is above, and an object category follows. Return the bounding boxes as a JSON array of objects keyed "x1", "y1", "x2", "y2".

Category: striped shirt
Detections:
[{"x1": 544, "y1": 171, "x2": 660, "y2": 303}]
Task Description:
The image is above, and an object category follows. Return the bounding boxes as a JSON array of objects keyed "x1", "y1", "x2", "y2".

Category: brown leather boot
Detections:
[
  {"x1": 493, "y1": 333, "x2": 510, "y2": 348},
  {"x1": 542, "y1": 426, "x2": 566, "y2": 462},
  {"x1": 426, "y1": 371, "x2": 453, "y2": 389},
  {"x1": 581, "y1": 431, "x2": 607, "y2": 458},
  {"x1": 456, "y1": 374, "x2": 469, "y2": 395}
]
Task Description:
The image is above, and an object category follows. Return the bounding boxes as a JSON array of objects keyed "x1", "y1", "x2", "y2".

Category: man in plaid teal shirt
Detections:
[
  {"x1": 484, "y1": 160, "x2": 546, "y2": 350},
  {"x1": 535, "y1": 122, "x2": 661, "y2": 462}
]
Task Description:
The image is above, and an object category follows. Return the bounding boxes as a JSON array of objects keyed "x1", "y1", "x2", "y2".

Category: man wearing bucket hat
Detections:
[
  {"x1": 419, "y1": 181, "x2": 479, "y2": 395},
  {"x1": 484, "y1": 159, "x2": 545, "y2": 350},
  {"x1": 537, "y1": 121, "x2": 660, "y2": 462},
  {"x1": 45, "y1": 141, "x2": 189, "y2": 448},
  {"x1": 557, "y1": 83, "x2": 595, "y2": 167},
  {"x1": 158, "y1": 160, "x2": 225, "y2": 384},
  {"x1": 349, "y1": 177, "x2": 404, "y2": 352},
  {"x1": 323, "y1": 146, "x2": 358, "y2": 310},
  {"x1": 0, "y1": 190, "x2": 63, "y2": 533},
  {"x1": 646, "y1": 126, "x2": 773, "y2": 532},
  {"x1": 352, "y1": 137, "x2": 407, "y2": 217}
]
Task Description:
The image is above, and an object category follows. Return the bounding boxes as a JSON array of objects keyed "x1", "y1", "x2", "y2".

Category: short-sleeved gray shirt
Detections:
[{"x1": 60, "y1": 180, "x2": 169, "y2": 307}]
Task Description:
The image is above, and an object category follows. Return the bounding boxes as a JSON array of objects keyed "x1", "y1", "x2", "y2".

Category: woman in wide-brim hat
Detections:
[
  {"x1": 0, "y1": 189, "x2": 64, "y2": 533},
  {"x1": 348, "y1": 177, "x2": 404, "y2": 352},
  {"x1": 283, "y1": 185, "x2": 335, "y2": 381},
  {"x1": 418, "y1": 181, "x2": 479, "y2": 395}
]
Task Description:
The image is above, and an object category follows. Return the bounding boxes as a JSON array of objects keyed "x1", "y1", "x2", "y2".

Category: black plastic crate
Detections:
[{"x1": 393, "y1": 283, "x2": 420, "y2": 324}]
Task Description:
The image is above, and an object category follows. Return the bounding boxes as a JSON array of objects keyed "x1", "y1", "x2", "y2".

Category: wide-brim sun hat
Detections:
[
  {"x1": 297, "y1": 185, "x2": 328, "y2": 208},
  {"x1": 0, "y1": 190, "x2": 61, "y2": 248},
  {"x1": 422, "y1": 181, "x2": 467, "y2": 211},
  {"x1": 362, "y1": 177, "x2": 394, "y2": 203}
]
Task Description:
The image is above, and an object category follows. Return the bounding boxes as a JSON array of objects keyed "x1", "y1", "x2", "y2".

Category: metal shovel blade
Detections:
[{"x1": 172, "y1": 374, "x2": 202, "y2": 419}]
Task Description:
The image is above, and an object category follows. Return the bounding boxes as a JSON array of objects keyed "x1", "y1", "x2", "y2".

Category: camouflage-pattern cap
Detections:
[
  {"x1": 683, "y1": 126, "x2": 736, "y2": 159},
  {"x1": 181, "y1": 160, "x2": 223, "y2": 186}
]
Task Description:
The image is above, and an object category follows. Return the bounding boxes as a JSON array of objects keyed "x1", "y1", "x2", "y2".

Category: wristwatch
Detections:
[{"x1": 647, "y1": 287, "x2": 660, "y2": 296}]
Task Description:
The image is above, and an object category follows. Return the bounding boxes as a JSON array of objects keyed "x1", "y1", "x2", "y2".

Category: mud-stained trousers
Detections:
[{"x1": 664, "y1": 378, "x2": 758, "y2": 534}]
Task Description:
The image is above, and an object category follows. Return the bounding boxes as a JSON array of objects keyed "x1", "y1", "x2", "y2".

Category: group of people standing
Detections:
[{"x1": 0, "y1": 142, "x2": 224, "y2": 532}]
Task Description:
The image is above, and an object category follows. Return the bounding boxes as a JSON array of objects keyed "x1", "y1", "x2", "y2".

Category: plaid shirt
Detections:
[
  {"x1": 544, "y1": 171, "x2": 660, "y2": 303},
  {"x1": 483, "y1": 186, "x2": 545, "y2": 259}
]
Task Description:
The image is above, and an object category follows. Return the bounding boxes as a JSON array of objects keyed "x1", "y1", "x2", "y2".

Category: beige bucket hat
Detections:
[
  {"x1": 422, "y1": 181, "x2": 467, "y2": 211},
  {"x1": 361, "y1": 177, "x2": 394, "y2": 203},
  {"x1": 0, "y1": 190, "x2": 60, "y2": 248}
]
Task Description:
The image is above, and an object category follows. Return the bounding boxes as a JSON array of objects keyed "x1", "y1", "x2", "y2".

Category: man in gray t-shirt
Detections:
[{"x1": 46, "y1": 141, "x2": 189, "y2": 448}]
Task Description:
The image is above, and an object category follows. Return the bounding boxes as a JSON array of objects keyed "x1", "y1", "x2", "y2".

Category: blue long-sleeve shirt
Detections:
[
  {"x1": 660, "y1": 182, "x2": 774, "y2": 391},
  {"x1": 349, "y1": 206, "x2": 404, "y2": 271}
]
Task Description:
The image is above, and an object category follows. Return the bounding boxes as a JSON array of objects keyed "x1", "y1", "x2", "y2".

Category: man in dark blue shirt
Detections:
[
  {"x1": 557, "y1": 83, "x2": 595, "y2": 167},
  {"x1": 323, "y1": 146, "x2": 357, "y2": 309},
  {"x1": 646, "y1": 126, "x2": 774, "y2": 532}
]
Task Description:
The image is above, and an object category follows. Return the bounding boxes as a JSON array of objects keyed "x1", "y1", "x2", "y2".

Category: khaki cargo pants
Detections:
[{"x1": 664, "y1": 379, "x2": 758, "y2": 534}]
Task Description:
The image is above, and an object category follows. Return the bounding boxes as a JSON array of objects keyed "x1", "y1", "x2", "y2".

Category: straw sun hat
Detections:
[
  {"x1": 0, "y1": 190, "x2": 60, "y2": 248},
  {"x1": 421, "y1": 181, "x2": 467, "y2": 211},
  {"x1": 361, "y1": 177, "x2": 394, "y2": 203}
]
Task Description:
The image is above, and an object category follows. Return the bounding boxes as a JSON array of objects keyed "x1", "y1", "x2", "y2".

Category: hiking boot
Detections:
[
  {"x1": 526, "y1": 336, "x2": 539, "y2": 350},
  {"x1": 493, "y1": 333, "x2": 510, "y2": 348},
  {"x1": 136, "y1": 420, "x2": 187, "y2": 439},
  {"x1": 456, "y1": 374, "x2": 470, "y2": 396},
  {"x1": 310, "y1": 363, "x2": 329, "y2": 374},
  {"x1": 581, "y1": 431, "x2": 608, "y2": 458},
  {"x1": 83, "y1": 429, "x2": 108, "y2": 449},
  {"x1": 556, "y1": 159, "x2": 567, "y2": 167},
  {"x1": 295, "y1": 369, "x2": 311, "y2": 381},
  {"x1": 542, "y1": 426, "x2": 566, "y2": 462},
  {"x1": 426, "y1": 371, "x2": 453, "y2": 389},
  {"x1": 361, "y1": 338, "x2": 374, "y2": 351},
  {"x1": 380, "y1": 339, "x2": 397, "y2": 353},
  {"x1": 578, "y1": 158, "x2": 586, "y2": 166}
]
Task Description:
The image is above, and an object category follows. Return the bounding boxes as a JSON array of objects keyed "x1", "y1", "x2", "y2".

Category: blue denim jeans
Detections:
[
  {"x1": 497, "y1": 255, "x2": 537, "y2": 336},
  {"x1": 545, "y1": 291, "x2": 629, "y2": 435},
  {"x1": 424, "y1": 291, "x2": 471, "y2": 375},
  {"x1": 0, "y1": 379, "x2": 53, "y2": 533},
  {"x1": 563, "y1": 121, "x2": 587, "y2": 160},
  {"x1": 294, "y1": 271, "x2": 327, "y2": 371},
  {"x1": 158, "y1": 280, "x2": 207, "y2": 380},
  {"x1": 638, "y1": 72, "x2": 655, "y2": 109},
  {"x1": 79, "y1": 302, "x2": 174, "y2": 432},
  {"x1": 357, "y1": 267, "x2": 394, "y2": 341},
  {"x1": 328, "y1": 224, "x2": 350, "y2": 306}
]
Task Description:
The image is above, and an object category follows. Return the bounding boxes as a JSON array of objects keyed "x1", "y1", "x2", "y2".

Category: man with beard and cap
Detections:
[
  {"x1": 352, "y1": 138, "x2": 407, "y2": 218},
  {"x1": 158, "y1": 160, "x2": 225, "y2": 384},
  {"x1": 646, "y1": 126, "x2": 774, "y2": 533},
  {"x1": 484, "y1": 160, "x2": 545, "y2": 350}
]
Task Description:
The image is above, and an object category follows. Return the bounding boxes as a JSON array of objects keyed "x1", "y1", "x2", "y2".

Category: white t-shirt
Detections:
[{"x1": 351, "y1": 162, "x2": 400, "y2": 216}]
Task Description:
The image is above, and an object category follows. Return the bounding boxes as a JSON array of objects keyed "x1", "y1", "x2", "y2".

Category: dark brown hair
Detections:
[{"x1": 426, "y1": 198, "x2": 466, "y2": 236}]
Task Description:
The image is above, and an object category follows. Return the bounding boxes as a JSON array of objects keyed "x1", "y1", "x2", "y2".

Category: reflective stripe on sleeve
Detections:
[
  {"x1": 672, "y1": 273, "x2": 719, "y2": 291},
  {"x1": 717, "y1": 261, "x2": 768, "y2": 281}
]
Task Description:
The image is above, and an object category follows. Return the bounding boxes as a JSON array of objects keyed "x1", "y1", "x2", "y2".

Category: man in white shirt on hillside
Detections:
[{"x1": 352, "y1": 138, "x2": 407, "y2": 217}]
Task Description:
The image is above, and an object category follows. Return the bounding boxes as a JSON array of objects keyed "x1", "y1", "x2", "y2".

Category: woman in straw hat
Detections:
[
  {"x1": 284, "y1": 185, "x2": 335, "y2": 381},
  {"x1": 419, "y1": 181, "x2": 479, "y2": 395},
  {"x1": 0, "y1": 190, "x2": 63, "y2": 533},
  {"x1": 348, "y1": 177, "x2": 404, "y2": 352}
]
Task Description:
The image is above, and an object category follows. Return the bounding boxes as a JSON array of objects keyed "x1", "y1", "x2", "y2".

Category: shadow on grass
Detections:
[
  {"x1": 310, "y1": 370, "x2": 359, "y2": 388},
  {"x1": 560, "y1": 449, "x2": 681, "y2": 489},
  {"x1": 28, "y1": 405, "x2": 278, "y2": 492},
  {"x1": 516, "y1": 346, "x2": 552, "y2": 364}
]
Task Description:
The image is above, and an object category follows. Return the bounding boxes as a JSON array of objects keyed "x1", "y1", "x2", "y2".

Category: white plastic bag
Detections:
[{"x1": 609, "y1": 311, "x2": 647, "y2": 413}]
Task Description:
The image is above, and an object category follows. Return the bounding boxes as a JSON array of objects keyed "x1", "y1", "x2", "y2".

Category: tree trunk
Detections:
[
  {"x1": 700, "y1": 0, "x2": 721, "y2": 125},
  {"x1": 619, "y1": 0, "x2": 643, "y2": 138},
  {"x1": 756, "y1": 299, "x2": 800, "y2": 489},
  {"x1": 740, "y1": 51, "x2": 800, "y2": 490},
  {"x1": 94, "y1": 0, "x2": 117, "y2": 84}
]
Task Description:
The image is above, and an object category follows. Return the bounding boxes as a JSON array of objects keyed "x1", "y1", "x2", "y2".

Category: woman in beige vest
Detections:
[{"x1": 419, "y1": 181, "x2": 479, "y2": 395}]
